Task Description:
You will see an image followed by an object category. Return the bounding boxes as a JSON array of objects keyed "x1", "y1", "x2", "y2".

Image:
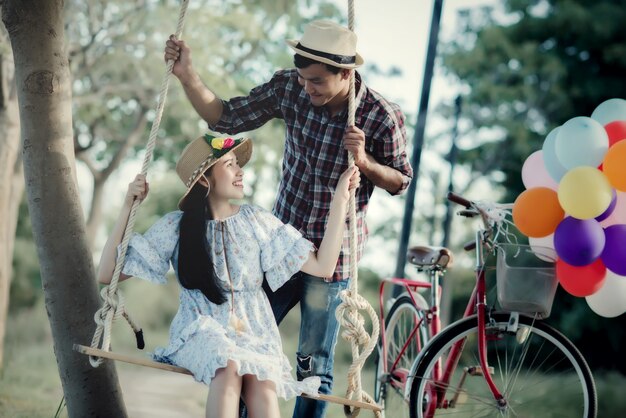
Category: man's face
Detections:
[{"x1": 296, "y1": 64, "x2": 349, "y2": 108}]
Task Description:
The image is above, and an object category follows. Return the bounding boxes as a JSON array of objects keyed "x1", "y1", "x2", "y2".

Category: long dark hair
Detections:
[{"x1": 178, "y1": 180, "x2": 227, "y2": 304}]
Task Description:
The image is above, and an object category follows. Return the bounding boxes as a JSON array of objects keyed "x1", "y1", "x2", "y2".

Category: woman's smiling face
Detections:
[{"x1": 207, "y1": 151, "x2": 245, "y2": 201}]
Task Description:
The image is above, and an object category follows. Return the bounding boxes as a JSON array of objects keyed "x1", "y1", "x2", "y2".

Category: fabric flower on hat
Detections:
[
  {"x1": 211, "y1": 137, "x2": 235, "y2": 150},
  {"x1": 204, "y1": 134, "x2": 243, "y2": 158}
]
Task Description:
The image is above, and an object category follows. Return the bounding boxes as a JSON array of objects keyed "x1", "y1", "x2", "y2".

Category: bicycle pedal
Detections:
[
  {"x1": 516, "y1": 326, "x2": 531, "y2": 344},
  {"x1": 449, "y1": 391, "x2": 468, "y2": 407},
  {"x1": 465, "y1": 366, "x2": 495, "y2": 376}
]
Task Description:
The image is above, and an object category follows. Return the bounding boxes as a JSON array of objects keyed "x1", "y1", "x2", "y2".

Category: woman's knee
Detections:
[
  {"x1": 241, "y1": 375, "x2": 277, "y2": 402},
  {"x1": 212, "y1": 361, "x2": 242, "y2": 395}
]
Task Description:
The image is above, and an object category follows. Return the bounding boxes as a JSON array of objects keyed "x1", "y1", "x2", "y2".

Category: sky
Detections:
[{"x1": 334, "y1": 0, "x2": 497, "y2": 114}]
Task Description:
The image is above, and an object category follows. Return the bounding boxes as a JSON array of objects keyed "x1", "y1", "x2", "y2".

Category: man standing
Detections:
[{"x1": 165, "y1": 20, "x2": 412, "y2": 418}]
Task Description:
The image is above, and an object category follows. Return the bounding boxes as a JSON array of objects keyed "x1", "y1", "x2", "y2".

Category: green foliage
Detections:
[
  {"x1": 133, "y1": 173, "x2": 185, "y2": 233},
  {"x1": 442, "y1": 0, "x2": 626, "y2": 201},
  {"x1": 67, "y1": 0, "x2": 341, "y2": 174},
  {"x1": 440, "y1": 0, "x2": 626, "y2": 371},
  {"x1": 10, "y1": 199, "x2": 41, "y2": 313}
]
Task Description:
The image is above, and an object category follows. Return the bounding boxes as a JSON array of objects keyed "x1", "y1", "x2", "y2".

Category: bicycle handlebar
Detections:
[
  {"x1": 463, "y1": 240, "x2": 477, "y2": 251},
  {"x1": 447, "y1": 191, "x2": 472, "y2": 208},
  {"x1": 447, "y1": 191, "x2": 514, "y2": 252}
]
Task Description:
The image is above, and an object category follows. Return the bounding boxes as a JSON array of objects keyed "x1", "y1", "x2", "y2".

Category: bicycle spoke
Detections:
[
  {"x1": 376, "y1": 296, "x2": 429, "y2": 418},
  {"x1": 409, "y1": 315, "x2": 595, "y2": 418}
]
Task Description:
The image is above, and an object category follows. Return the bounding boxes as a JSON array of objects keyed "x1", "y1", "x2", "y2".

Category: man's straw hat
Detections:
[
  {"x1": 287, "y1": 20, "x2": 363, "y2": 69},
  {"x1": 176, "y1": 134, "x2": 252, "y2": 209}
]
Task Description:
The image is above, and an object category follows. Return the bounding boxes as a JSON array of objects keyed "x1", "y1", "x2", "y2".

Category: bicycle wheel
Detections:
[
  {"x1": 375, "y1": 295, "x2": 429, "y2": 418},
  {"x1": 409, "y1": 313, "x2": 596, "y2": 418}
]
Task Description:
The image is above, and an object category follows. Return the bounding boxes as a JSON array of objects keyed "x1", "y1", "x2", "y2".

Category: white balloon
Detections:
[
  {"x1": 590, "y1": 98, "x2": 626, "y2": 126},
  {"x1": 585, "y1": 271, "x2": 626, "y2": 318},
  {"x1": 555, "y1": 116, "x2": 608, "y2": 169},
  {"x1": 529, "y1": 235, "x2": 556, "y2": 262},
  {"x1": 521, "y1": 151, "x2": 559, "y2": 190}
]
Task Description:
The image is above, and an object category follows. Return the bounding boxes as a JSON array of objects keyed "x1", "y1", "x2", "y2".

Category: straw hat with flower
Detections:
[{"x1": 176, "y1": 134, "x2": 252, "y2": 209}]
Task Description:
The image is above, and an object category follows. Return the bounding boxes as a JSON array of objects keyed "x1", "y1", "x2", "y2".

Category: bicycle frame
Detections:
[
  {"x1": 425, "y1": 229, "x2": 505, "y2": 416},
  {"x1": 378, "y1": 269, "x2": 443, "y2": 392},
  {"x1": 378, "y1": 228, "x2": 507, "y2": 416}
]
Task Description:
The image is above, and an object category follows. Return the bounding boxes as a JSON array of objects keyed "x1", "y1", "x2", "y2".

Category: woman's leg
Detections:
[
  {"x1": 206, "y1": 360, "x2": 243, "y2": 418},
  {"x1": 241, "y1": 374, "x2": 280, "y2": 418}
]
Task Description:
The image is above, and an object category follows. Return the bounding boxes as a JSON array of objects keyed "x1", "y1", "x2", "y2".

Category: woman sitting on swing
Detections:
[{"x1": 97, "y1": 134, "x2": 359, "y2": 418}]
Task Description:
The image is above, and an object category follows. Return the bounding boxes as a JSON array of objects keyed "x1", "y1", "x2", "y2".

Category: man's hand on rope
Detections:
[
  {"x1": 343, "y1": 125, "x2": 368, "y2": 169},
  {"x1": 164, "y1": 35, "x2": 194, "y2": 79}
]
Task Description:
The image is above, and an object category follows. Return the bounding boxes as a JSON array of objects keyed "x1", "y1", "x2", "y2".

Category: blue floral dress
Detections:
[{"x1": 121, "y1": 204, "x2": 321, "y2": 399}]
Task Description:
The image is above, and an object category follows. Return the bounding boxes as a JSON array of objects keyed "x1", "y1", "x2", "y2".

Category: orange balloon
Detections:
[
  {"x1": 513, "y1": 187, "x2": 565, "y2": 238},
  {"x1": 603, "y1": 140, "x2": 626, "y2": 191}
]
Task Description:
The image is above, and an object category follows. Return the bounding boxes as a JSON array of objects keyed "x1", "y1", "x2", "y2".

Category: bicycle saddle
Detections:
[{"x1": 407, "y1": 246, "x2": 454, "y2": 269}]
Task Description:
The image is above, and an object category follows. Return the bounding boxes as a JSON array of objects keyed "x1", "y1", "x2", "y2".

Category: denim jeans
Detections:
[{"x1": 266, "y1": 272, "x2": 349, "y2": 418}]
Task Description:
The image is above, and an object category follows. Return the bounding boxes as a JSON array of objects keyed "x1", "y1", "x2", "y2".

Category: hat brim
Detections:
[
  {"x1": 287, "y1": 39, "x2": 363, "y2": 69},
  {"x1": 178, "y1": 138, "x2": 253, "y2": 210}
]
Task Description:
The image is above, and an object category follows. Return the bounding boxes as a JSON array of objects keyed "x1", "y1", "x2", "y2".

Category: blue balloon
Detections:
[
  {"x1": 542, "y1": 127, "x2": 568, "y2": 182},
  {"x1": 555, "y1": 117, "x2": 609, "y2": 170},
  {"x1": 554, "y1": 217, "x2": 605, "y2": 266},
  {"x1": 591, "y1": 98, "x2": 626, "y2": 126}
]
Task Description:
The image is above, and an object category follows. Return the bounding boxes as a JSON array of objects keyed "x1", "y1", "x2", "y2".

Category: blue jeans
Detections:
[{"x1": 264, "y1": 272, "x2": 349, "y2": 418}]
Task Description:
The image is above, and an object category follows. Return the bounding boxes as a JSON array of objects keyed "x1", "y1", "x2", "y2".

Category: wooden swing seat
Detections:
[{"x1": 74, "y1": 344, "x2": 381, "y2": 412}]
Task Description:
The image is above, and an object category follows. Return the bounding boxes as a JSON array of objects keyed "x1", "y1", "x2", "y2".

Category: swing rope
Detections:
[
  {"x1": 88, "y1": 0, "x2": 190, "y2": 368},
  {"x1": 86, "y1": 2, "x2": 381, "y2": 415},
  {"x1": 335, "y1": 0, "x2": 381, "y2": 416}
]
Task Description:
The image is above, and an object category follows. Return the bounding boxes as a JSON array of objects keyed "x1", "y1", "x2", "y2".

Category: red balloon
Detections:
[
  {"x1": 556, "y1": 258, "x2": 607, "y2": 297},
  {"x1": 605, "y1": 121, "x2": 626, "y2": 147}
]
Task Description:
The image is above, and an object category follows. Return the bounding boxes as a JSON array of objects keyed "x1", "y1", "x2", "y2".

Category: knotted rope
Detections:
[
  {"x1": 89, "y1": 0, "x2": 190, "y2": 367},
  {"x1": 335, "y1": 0, "x2": 381, "y2": 416}
]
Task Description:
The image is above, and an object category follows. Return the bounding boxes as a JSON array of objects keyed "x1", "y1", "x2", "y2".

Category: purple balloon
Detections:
[
  {"x1": 554, "y1": 217, "x2": 605, "y2": 266},
  {"x1": 601, "y1": 225, "x2": 626, "y2": 275},
  {"x1": 596, "y1": 189, "x2": 617, "y2": 222}
]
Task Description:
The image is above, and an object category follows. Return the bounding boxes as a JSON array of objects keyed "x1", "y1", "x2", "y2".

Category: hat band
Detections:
[
  {"x1": 186, "y1": 158, "x2": 212, "y2": 188},
  {"x1": 295, "y1": 42, "x2": 356, "y2": 65}
]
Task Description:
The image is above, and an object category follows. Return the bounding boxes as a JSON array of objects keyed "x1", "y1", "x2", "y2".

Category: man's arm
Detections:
[
  {"x1": 356, "y1": 152, "x2": 404, "y2": 194},
  {"x1": 164, "y1": 35, "x2": 223, "y2": 126},
  {"x1": 343, "y1": 125, "x2": 407, "y2": 194}
]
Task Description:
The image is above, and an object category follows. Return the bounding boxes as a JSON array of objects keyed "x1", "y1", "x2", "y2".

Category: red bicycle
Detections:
[{"x1": 374, "y1": 192, "x2": 597, "y2": 417}]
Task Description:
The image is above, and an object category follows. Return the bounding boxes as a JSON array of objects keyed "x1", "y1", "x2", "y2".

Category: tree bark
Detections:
[
  {"x1": 0, "y1": 24, "x2": 22, "y2": 371},
  {"x1": 2, "y1": 1, "x2": 128, "y2": 416}
]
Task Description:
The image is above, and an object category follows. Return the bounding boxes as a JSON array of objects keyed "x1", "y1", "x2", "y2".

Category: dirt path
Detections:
[{"x1": 118, "y1": 364, "x2": 207, "y2": 418}]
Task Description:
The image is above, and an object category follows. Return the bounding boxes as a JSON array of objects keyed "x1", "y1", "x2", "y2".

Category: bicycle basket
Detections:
[{"x1": 496, "y1": 244, "x2": 557, "y2": 319}]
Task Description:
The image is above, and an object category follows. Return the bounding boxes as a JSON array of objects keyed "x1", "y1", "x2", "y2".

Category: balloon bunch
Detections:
[{"x1": 513, "y1": 98, "x2": 626, "y2": 318}]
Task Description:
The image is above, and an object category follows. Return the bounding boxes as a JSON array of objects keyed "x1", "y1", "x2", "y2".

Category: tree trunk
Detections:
[
  {"x1": 0, "y1": 26, "x2": 22, "y2": 371},
  {"x1": 85, "y1": 177, "x2": 105, "y2": 249},
  {"x1": 2, "y1": 1, "x2": 128, "y2": 416}
]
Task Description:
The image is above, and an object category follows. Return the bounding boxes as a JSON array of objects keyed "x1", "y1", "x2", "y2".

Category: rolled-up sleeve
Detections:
[
  {"x1": 372, "y1": 104, "x2": 413, "y2": 196},
  {"x1": 209, "y1": 71, "x2": 288, "y2": 134}
]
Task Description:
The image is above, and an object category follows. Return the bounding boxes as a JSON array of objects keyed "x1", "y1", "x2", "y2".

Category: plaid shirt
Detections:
[{"x1": 211, "y1": 69, "x2": 412, "y2": 281}]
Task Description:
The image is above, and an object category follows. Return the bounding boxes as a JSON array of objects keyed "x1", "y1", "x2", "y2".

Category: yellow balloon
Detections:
[{"x1": 558, "y1": 167, "x2": 613, "y2": 219}]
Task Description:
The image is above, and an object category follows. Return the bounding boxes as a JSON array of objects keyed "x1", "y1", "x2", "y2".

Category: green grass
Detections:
[
  {"x1": 0, "y1": 303, "x2": 68, "y2": 418},
  {"x1": 2, "y1": 279, "x2": 626, "y2": 417}
]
